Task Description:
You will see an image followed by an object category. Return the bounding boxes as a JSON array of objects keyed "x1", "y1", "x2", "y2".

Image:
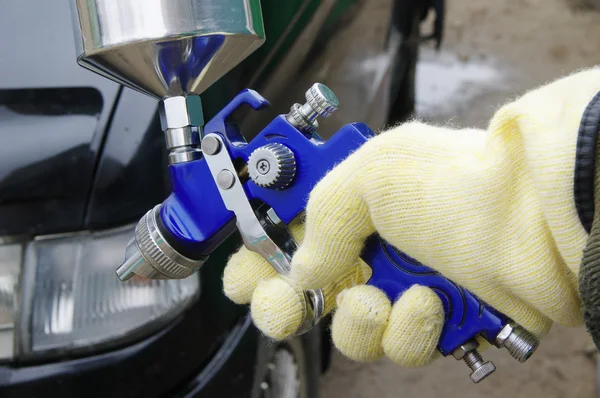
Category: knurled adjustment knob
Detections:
[
  {"x1": 248, "y1": 143, "x2": 296, "y2": 190},
  {"x1": 469, "y1": 361, "x2": 496, "y2": 384},
  {"x1": 286, "y1": 83, "x2": 340, "y2": 133},
  {"x1": 306, "y1": 83, "x2": 340, "y2": 118}
]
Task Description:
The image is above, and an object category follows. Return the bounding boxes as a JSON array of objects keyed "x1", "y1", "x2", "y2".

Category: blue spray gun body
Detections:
[{"x1": 119, "y1": 86, "x2": 538, "y2": 383}]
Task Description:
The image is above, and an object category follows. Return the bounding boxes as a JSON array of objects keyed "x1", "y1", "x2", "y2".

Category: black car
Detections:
[{"x1": 0, "y1": 1, "x2": 444, "y2": 397}]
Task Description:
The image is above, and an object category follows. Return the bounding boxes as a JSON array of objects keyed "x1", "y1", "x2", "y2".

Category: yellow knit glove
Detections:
[{"x1": 223, "y1": 68, "x2": 600, "y2": 367}]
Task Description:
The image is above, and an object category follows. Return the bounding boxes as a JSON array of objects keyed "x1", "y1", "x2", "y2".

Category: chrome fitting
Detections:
[
  {"x1": 165, "y1": 126, "x2": 200, "y2": 148},
  {"x1": 165, "y1": 126, "x2": 203, "y2": 164},
  {"x1": 158, "y1": 95, "x2": 205, "y2": 164},
  {"x1": 159, "y1": 96, "x2": 204, "y2": 130},
  {"x1": 116, "y1": 205, "x2": 205, "y2": 281},
  {"x1": 495, "y1": 323, "x2": 539, "y2": 363}
]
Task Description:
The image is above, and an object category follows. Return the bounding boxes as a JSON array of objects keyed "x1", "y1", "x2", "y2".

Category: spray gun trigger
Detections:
[{"x1": 201, "y1": 133, "x2": 324, "y2": 334}]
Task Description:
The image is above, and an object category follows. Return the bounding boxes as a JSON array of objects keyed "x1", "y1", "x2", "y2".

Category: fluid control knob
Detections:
[
  {"x1": 248, "y1": 143, "x2": 296, "y2": 189},
  {"x1": 452, "y1": 340, "x2": 496, "y2": 383},
  {"x1": 286, "y1": 83, "x2": 340, "y2": 133}
]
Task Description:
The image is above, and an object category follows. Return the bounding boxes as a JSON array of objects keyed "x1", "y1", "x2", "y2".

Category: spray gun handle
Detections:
[{"x1": 361, "y1": 236, "x2": 539, "y2": 382}]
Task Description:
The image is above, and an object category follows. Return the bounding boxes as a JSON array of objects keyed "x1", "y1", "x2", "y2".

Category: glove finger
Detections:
[
  {"x1": 382, "y1": 285, "x2": 444, "y2": 367},
  {"x1": 251, "y1": 275, "x2": 306, "y2": 340},
  {"x1": 290, "y1": 148, "x2": 376, "y2": 290},
  {"x1": 251, "y1": 260, "x2": 368, "y2": 340},
  {"x1": 322, "y1": 258, "x2": 371, "y2": 313},
  {"x1": 223, "y1": 247, "x2": 277, "y2": 304},
  {"x1": 331, "y1": 285, "x2": 391, "y2": 362},
  {"x1": 223, "y1": 216, "x2": 306, "y2": 305}
]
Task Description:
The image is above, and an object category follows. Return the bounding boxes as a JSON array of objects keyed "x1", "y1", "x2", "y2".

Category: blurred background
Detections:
[{"x1": 1, "y1": 0, "x2": 600, "y2": 397}]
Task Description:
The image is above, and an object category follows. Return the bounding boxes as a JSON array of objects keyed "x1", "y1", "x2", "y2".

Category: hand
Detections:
[{"x1": 223, "y1": 68, "x2": 600, "y2": 367}]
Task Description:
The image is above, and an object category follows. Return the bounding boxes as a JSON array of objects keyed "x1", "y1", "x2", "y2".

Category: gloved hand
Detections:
[{"x1": 223, "y1": 68, "x2": 600, "y2": 367}]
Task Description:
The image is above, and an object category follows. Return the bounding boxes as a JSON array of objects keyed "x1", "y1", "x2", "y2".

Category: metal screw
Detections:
[
  {"x1": 217, "y1": 169, "x2": 235, "y2": 189},
  {"x1": 257, "y1": 159, "x2": 270, "y2": 175},
  {"x1": 201, "y1": 135, "x2": 221, "y2": 155}
]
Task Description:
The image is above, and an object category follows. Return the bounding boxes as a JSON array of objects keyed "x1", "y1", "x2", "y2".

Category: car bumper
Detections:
[{"x1": 0, "y1": 314, "x2": 260, "y2": 398}]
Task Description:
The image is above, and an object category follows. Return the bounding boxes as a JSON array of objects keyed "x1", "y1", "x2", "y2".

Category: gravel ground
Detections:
[{"x1": 318, "y1": 0, "x2": 600, "y2": 397}]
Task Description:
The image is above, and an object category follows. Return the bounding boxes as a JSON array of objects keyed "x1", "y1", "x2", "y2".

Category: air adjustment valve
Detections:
[
  {"x1": 248, "y1": 143, "x2": 296, "y2": 190},
  {"x1": 286, "y1": 83, "x2": 340, "y2": 133}
]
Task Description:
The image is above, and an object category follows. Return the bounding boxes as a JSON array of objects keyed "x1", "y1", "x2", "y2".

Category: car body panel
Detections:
[
  {"x1": 0, "y1": 0, "x2": 121, "y2": 236},
  {"x1": 83, "y1": 89, "x2": 169, "y2": 229},
  {"x1": 1, "y1": 318, "x2": 258, "y2": 398}
]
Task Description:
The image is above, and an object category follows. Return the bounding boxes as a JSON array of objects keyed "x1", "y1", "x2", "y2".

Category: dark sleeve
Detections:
[{"x1": 576, "y1": 91, "x2": 600, "y2": 349}]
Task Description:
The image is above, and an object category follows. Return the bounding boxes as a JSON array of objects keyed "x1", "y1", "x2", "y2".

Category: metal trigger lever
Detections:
[{"x1": 201, "y1": 133, "x2": 325, "y2": 334}]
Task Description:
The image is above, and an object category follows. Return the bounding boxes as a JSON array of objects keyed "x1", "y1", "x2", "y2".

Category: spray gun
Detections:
[{"x1": 71, "y1": 0, "x2": 539, "y2": 384}]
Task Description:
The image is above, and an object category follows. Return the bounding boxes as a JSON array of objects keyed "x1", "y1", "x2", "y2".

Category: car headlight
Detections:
[
  {"x1": 0, "y1": 224, "x2": 200, "y2": 361},
  {"x1": 0, "y1": 242, "x2": 21, "y2": 360}
]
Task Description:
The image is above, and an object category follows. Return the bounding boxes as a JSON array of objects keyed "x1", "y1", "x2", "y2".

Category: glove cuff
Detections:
[{"x1": 574, "y1": 90, "x2": 600, "y2": 233}]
